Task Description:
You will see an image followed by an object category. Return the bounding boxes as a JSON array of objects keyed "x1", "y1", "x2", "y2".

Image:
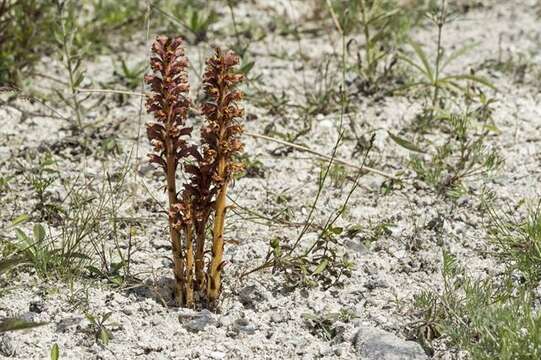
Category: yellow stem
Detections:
[
  {"x1": 194, "y1": 221, "x2": 207, "y2": 295},
  {"x1": 165, "y1": 104, "x2": 184, "y2": 306},
  {"x1": 184, "y1": 224, "x2": 194, "y2": 307},
  {"x1": 208, "y1": 158, "x2": 228, "y2": 303}
]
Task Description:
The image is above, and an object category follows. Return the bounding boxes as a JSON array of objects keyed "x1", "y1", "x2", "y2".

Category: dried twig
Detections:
[{"x1": 245, "y1": 131, "x2": 399, "y2": 181}]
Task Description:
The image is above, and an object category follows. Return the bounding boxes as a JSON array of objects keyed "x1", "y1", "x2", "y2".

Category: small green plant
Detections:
[
  {"x1": 158, "y1": 1, "x2": 218, "y2": 44},
  {"x1": 4, "y1": 220, "x2": 90, "y2": 279},
  {"x1": 398, "y1": 0, "x2": 494, "y2": 121},
  {"x1": 412, "y1": 251, "x2": 541, "y2": 359},
  {"x1": 84, "y1": 311, "x2": 117, "y2": 346},
  {"x1": 391, "y1": 100, "x2": 502, "y2": 197},
  {"x1": 487, "y1": 200, "x2": 541, "y2": 286},
  {"x1": 353, "y1": 0, "x2": 407, "y2": 93},
  {"x1": 113, "y1": 57, "x2": 146, "y2": 90},
  {"x1": 1, "y1": 167, "x2": 131, "y2": 282},
  {"x1": 50, "y1": 343, "x2": 60, "y2": 360},
  {"x1": 0, "y1": 174, "x2": 13, "y2": 192},
  {"x1": 303, "y1": 308, "x2": 356, "y2": 342},
  {"x1": 19, "y1": 152, "x2": 62, "y2": 222},
  {"x1": 301, "y1": 57, "x2": 341, "y2": 116},
  {"x1": 0, "y1": 0, "x2": 56, "y2": 85},
  {"x1": 54, "y1": 2, "x2": 86, "y2": 131},
  {"x1": 243, "y1": 136, "x2": 374, "y2": 289},
  {"x1": 415, "y1": 113, "x2": 500, "y2": 196},
  {"x1": 325, "y1": 0, "x2": 411, "y2": 94}
]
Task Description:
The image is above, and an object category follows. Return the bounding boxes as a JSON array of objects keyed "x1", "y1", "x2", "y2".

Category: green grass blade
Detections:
[{"x1": 0, "y1": 318, "x2": 47, "y2": 333}]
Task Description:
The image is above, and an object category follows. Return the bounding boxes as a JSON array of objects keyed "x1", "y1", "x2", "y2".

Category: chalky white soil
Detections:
[{"x1": 1, "y1": 1, "x2": 540, "y2": 359}]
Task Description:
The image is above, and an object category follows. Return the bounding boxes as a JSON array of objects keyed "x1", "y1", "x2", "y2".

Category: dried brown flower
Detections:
[
  {"x1": 145, "y1": 35, "x2": 194, "y2": 306},
  {"x1": 200, "y1": 48, "x2": 245, "y2": 305},
  {"x1": 146, "y1": 38, "x2": 245, "y2": 309}
]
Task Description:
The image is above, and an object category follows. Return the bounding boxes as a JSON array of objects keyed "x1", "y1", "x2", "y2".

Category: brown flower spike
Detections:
[
  {"x1": 146, "y1": 37, "x2": 245, "y2": 309},
  {"x1": 145, "y1": 36, "x2": 194, "y2": 306},
  {"x1": 200, "y1": 48, "x2": 245, "y2": 305}
]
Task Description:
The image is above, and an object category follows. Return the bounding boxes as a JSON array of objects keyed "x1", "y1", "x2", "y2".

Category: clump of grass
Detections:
[
  {"x1": 325, "y1": 0, "x2": 412, "y2": 94},
  {"x1": 0, "y1": 0, "x2": 56, "y2": 85},
  {"x1": 398, "y1": 0, "x2": 495, "y2": 123},
  {"x1": 487, "y1": 200, "x2": 541, "y2": 287},
  {"x1": 408, "y1": 107, "x2": 502, "y2": 197},
  {"x1": 1, "y1": 158, "x2": 134, "y2": 285},
  {"x1": 242, "y1": 136, "x2": 375, "y2": 290},
  {"x1": 412, "y1": 251, "x2": 541, "y2": 359},
  {"x1": 145, "y1": 36, "x2": 245, "y2": 309}
]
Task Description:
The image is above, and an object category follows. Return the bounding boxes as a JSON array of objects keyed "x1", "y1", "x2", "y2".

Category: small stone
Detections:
[
  {"x1": 56, "y1": 317, "x2": 83, "y2": 333},
  {"x1": 138, "y1": 163, "x2": 154, "y2": 176},
  {"x1": 457, "y1": 196, "x2": 470, "y2": 207},
  {"x1": 352, "y1": 326, "x2": 427, "y2": 360},
  {"x1": 270, "y1": 311, "x2": 288, "y2": 323},
  {"x1": 238, "y1": 285, "x2": 266, "y2": 309},
  {"x1": 364, "y1": 278, "x2": 388, "y2": 290},
  {"x1": 29, "y1": 299, "x2": 45, "y2": 314},
  {"x1": 161, "y1": 259, "x2": 173, "y2": 268},
  {"x1": 231, "y1": 317, "x2": 256, "y2": 335},
  {"x1": 344, "y1": 239, "x2": 368, "y2": 255},
  {"x1": 20, "y1": 312, "x2": 36, "y2": 323},
  {"x1": 121, "y1": 305, "x2": 135, "y2": 316},
  {"x1": 181, "y1": 309, "x2": 217, "y2": 333},
  {"x1": 0, "y1": 334, "x2": 15, "y2": 357},
  {"x1": 320, "y1": 119, "x2": 333, "y2": 129},
  {"x1": 209, "y1": 351, "x2": 226, "y2": 359}
]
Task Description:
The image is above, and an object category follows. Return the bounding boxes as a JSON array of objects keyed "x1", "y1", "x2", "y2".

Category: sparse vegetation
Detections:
[
  {"x1": 0, "y1": 0, "x2": 539, "y2": 359},
  {"x1": 413, "y1": 249, "x2": 541, "y2": 359}
]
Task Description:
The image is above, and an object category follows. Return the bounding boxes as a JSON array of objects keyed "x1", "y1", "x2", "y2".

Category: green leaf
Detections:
[
  {"x1": 33, "y1": 224, "x2": 46, "y2": 242},
  {"x1": 73, "y1": 71, "x2": 85, "y2": 88},
  {"x1": 398, "y1": 54, "x2": 431, "y2": 79},
  {"x1": 11, "y1": 214, "x2": 29, "y2": 226},
  {"x1": 240, "y1": 61, "x2": 255, "y2": 75},
  {"x1": 440, "y1": 42, "x2": 478, "y2": 72},
  {"x1": 313, "y1": 259, "x2": 329, "y2": 275},
  {"x1": 99, "y1": 328, "x2": 110, "y2": 345},
  {"x1": 15, "y1": 228, "x2": 30, "y2": 243},
  {"x1": 50, "y1": 343, "x2": 60, "y2": 360},
  {"x1": 407, "y1": 40, "x2": 434, "y2": 81},
  {"x1": 388, "y1": 132, "x2": 426, "y2": 153},
  {"x1": 440, "y1": 74, "x2": 496, "y2": 90},
  {"x1": 84, "y1": 313, "x2": 96, "y2": 324},
  {"x1": 190, "y1": 10, "x2": 198, "y2": 30},
  {"x1": 327, "y1": 226, "x2": 343, "y2": 236},
  {"x1": 102, "y1": 312, "x2": 113, "y2": 323},
  {"x1": 0, "y1": 318, "x2": 47, "y2": 333}
]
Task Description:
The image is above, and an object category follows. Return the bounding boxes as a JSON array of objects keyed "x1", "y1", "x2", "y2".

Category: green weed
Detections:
[
  {"x1": 412, "y1": 251, "x2": 541, "y2": 359},
  {"x1": 391, "y1": 99, "x2": 502, "y2": 197},
  {"x1": 84, "y1": 311, "x2": 117, "y2": 346},
  {"x1": 398, "y1": 0, "x2": 495, "y2": 121},
  {"x1": 487, "y1": 200, "x2": 541, "y2": 286},
  {"x1": 0, "y1": 0, "x2": 56, "y2": 85}
]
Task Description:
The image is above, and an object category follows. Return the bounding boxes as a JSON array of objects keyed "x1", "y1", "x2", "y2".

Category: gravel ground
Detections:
[{"x1": 0, "y1": 0, "x2": 540, "y2": 359}]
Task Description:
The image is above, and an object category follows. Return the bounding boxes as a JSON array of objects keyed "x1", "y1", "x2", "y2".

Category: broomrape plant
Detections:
[{"x1": 146, "y1": 35, "x2": 244, "y2": 309}]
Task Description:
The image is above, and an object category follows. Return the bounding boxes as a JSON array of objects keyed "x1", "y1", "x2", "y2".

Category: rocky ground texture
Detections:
[{"x1": 1, "y1": 0, "x2": 541, "y2": 359}]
